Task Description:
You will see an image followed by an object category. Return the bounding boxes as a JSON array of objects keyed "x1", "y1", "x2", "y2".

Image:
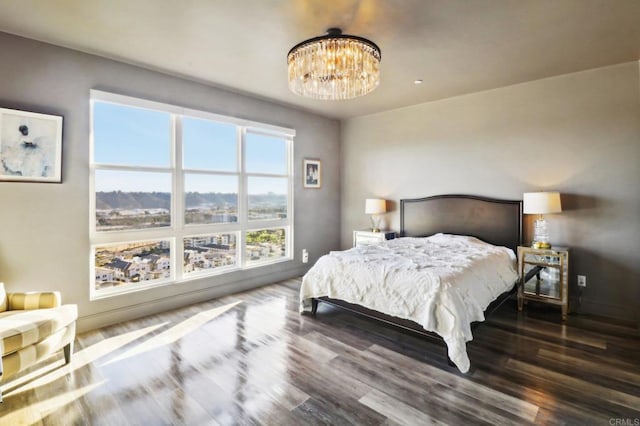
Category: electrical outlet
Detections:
[
  {"x1": 577, "y1": 275, "x2": 586, "y2": 287},
  {"x1": 302, "y1": 249, "x2": 309, "y2": 264}
]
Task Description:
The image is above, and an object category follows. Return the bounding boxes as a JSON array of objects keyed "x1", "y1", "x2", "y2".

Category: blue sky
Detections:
[{"x1": 94, "y1": 102, "x2": 288, "y2": 194}]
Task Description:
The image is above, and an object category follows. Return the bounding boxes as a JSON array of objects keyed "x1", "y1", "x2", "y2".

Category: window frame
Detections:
[{"x1": 89, "y1": 90, "x2": 295, "y2": 300}]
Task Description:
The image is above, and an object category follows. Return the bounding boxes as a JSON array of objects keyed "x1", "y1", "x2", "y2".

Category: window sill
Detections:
[{"x1": 90, "y1": 256, "x2": 294, "y2": 301}]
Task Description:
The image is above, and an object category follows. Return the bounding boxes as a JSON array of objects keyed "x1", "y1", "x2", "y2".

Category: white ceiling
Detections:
[{"x1": 0, "y1": 0, "x2": 638, "y2": 120}]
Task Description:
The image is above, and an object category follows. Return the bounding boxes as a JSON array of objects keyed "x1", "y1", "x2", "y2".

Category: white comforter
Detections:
[{"x1": 300, "y1": 233, "x2": 517, "y2": 373}]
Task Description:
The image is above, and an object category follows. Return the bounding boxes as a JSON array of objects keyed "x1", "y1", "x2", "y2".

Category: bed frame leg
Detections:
[
  {"x1": 311, "y1": 298, "x2": 318, "y2": 315},
  {"x1": 446, "y1": 349, "x2": 455, "y2": 367}
]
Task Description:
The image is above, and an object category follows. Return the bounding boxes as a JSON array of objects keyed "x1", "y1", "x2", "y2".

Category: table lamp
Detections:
[
  {"x1": 365, "y1": 198, "x2": 386, "y2": 232},
  {"x1": 523, "y1": 192, "x2": 562, "y2": 249}
]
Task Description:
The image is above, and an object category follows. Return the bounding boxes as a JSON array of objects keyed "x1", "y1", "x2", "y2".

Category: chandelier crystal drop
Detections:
[{"x1": 287, "y1": 28, "x2": 381, "y2": 100}]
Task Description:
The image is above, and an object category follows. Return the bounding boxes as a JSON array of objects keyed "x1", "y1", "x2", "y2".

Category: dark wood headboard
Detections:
[{"x1": 400, "y1": 194, "x2": 522, "y2": 253}]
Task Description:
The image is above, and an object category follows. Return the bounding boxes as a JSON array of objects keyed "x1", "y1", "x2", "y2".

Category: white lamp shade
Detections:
[
  {"x1": 523, "y1": 192, "x2": 562, "y2": 214},
  {"x1": 365, "y1": 198, "x2": 387, "y2": 214}
]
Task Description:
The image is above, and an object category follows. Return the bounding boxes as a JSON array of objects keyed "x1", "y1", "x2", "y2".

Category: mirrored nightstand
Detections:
[
  {"x1": 517, "y1": 246, "x2": 569, "y2": 320},
  {"x1": 353, "y1": 230, "x2": 396, "y2": 248}
]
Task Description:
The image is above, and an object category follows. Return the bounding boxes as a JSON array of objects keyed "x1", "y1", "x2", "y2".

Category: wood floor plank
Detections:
[
  {"x1": 285, "y1": 361, "x2": 385, "y2": 425},
  {"x1": 471, "y1": 369, "x2": 615, "y2": 425},
  {"x1": 359, "y1": 388, "x2": 449, "y2": 426},
  {"x1": 505, "y1": 358, "x2": 640, "y2": 412},
  {"x1": 303, "y1": 329, "x2": 532, "y2": 425},
  {"x1": 536, "y1": 347, "x2": 640, "y2": 388},
  {"x1": 367, "y1": 344, "x2": 540, "y2": 423},
  {"x1": 328, "y1": 344, "x2": 508, "y2": 425},
  {"x1": 472, "y1": 322, "x2": 640, "y2": 374},
  {"x1": 2, "y1": 276, "x2": 638, "y2": 425},
  {"x1": 489, "y1": 315, "x2": 608, "y2": 349}
]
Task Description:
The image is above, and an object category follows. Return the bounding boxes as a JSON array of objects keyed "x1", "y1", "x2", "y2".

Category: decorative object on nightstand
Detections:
[
  {"x1": 353, "y1": 230, "x2": 396, "y2": 248},
  {"x1": 365, "y1": 198, "x2": 387, "y2": 232},
  {"x1": 517, "y1": 245, "x2": 569, "y2": 320},
  {"x1": 523, "y1": 191, "x2": 562, "y2": 249}
]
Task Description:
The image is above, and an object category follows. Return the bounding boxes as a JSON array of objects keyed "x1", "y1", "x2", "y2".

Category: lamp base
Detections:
[
  {"x1": 532, "y1": 241, "x2": 551, "y2": 249},
  {"x1": 532, "y1": 217, "x2": 551, "y2": 250},
  {"x1": 370, "y1": 215, "x2": 381, "y2": 233}
]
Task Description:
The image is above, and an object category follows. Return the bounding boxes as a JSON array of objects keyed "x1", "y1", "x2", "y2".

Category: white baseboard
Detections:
[{"x1": 77, "y1": 266, "x2": 307, "y2": 333}]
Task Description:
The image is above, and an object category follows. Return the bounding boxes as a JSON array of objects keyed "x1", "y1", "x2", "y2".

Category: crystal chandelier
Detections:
[{"x1": 287, "y1": 28, "x2": 381, "y2": 100}]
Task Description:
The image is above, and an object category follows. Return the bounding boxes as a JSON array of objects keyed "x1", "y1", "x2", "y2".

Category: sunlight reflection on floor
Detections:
[
  {"x1": 2, "y1": 322, "x2": 167, "y2": 398},
  {"x1": 103, "y1": 301, "x2": 242, "y2": 366},
  {"x1": 0, "y1": 294, "x2": 302, "y2": 423},
  {"x1": 0, "y1": 381, "x2": 105, "y2": 425}
]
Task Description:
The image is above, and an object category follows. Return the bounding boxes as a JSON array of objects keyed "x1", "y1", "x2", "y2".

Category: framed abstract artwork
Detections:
[
  {"x1": 303, "y1": 158, "x2": 321, "y2": 188},
  {"x1": 0, "y1": 107, "x2": 63, "y2": 183}
]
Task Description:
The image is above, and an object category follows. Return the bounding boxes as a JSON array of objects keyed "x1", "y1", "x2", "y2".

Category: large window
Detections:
[{"x1": 90, "y1": 90, "x2": 294, "y2": 299}]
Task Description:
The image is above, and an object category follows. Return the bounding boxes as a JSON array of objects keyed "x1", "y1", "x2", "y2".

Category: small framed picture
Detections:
[
  {"x1": 0, "y1": 107, "x2": 63, "y2": 183},
  {"x1": 303, "y1": 158, "x2": 321, "y2": 188}
]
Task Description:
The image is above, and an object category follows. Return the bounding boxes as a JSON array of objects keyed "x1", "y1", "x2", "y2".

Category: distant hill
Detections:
[
  {"x1": 96, "y1": 191, "x2": 170, "y2": 210},
  {"x1": 96, "y1": 191, "x2": 285, "y2": 210}
]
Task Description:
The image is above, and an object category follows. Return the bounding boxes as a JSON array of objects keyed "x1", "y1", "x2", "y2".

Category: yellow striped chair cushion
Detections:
[
  {"x1": 1, "y1": 323, "x2": 75, "y2": 380},
  {"x1": 8, "y1": 292, "x2": 61, "y2": 310},
  {"x1": 0, "y1": 283, "x2": 6, "y2": 312},
  {"x1": 0, "y1": 304, "x2": 78, "y2": 357}
]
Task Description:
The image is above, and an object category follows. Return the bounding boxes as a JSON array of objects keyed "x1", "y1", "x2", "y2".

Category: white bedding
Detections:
[{"x1": 300, "y1": 233, "x2": 518, "y2": 373}]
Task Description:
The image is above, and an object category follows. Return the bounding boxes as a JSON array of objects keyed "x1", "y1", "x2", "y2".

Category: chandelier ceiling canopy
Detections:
[{"x1": 287, "y1": 28, "x2": 381, "y2": 101}]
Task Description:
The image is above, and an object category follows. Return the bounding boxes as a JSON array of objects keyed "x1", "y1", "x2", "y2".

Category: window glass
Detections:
[
  {"x1": 246, "y1": 228, "x2": 287, "y2": 264},
  {"x1": 184, "y1": 174, "x2": 238, "y2": 224},
  {"x1": 245, "y1": 133, "x2": 287, "y2": 174},
  {"x1": 95, "y1": 170, "x2": 171, "y2": 231},
  {"x1": 93, "y1": 102, "x2": 171, "y2": 167},
  {"x1": 94, "y1": 240, "x2": 172, "y2": 292},
  {"x1": 183, "y1": 117, "x2": 237, "y2": 171},
  {"x1": 247, "y1": 177, "x2": 287, "y2": 221},
  {"x1": 183, "y1": 233, "x2": 237, "y2": 275}
]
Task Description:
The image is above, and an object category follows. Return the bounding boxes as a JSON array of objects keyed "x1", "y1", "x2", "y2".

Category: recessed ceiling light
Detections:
[{"x1": 414, "y1": 79, "x2": 423, "y2": 85}]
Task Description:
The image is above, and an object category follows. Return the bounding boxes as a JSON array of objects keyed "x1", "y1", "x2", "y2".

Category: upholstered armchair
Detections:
[{"x1": 0, "y1": 283, "x2": 77, "y2": 402}]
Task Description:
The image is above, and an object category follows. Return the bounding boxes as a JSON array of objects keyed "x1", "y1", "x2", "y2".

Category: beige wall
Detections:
[
  {"x1": 342, "y1": 62, "x2": 640, "y2": 322},
  {"x1": 0, "y1": 32, "x2": 341, "y2": 331},
  {"x1": 1, "y1": 30, "x2": 637, "y2": 327}
]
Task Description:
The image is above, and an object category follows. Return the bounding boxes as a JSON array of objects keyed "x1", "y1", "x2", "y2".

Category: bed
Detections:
[{"x1": 300, "y1": 194, "x2": 523, "y2": 373}]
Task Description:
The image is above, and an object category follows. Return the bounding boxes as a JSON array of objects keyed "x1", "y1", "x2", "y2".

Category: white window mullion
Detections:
[
  {"x1": 173, "y1": 114, "x2": 184, "y2": 280},
  {"x1": 243, "y1": 172, "x2": 288, "y2": 179},
  {"x1": 180, "y1": 169, "x2": 239, "y2": 177},
  {"x1": 89, "y1": 97, "x2": 97, "y2": 238},
  {"x1": 238, "y1": 126, "x2": 248, "y2": 268},
  {"x1": 246, "y1": 219, "x2": 290, "y2": 229},
  {"x1": 93, "y1": 164, "x2": 173, "y2": 173},
  {"x1": 287, "y1": 137, "x2": 294, "y2": 258}
]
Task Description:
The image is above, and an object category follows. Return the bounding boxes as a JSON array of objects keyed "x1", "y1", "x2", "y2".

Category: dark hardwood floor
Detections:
[{"x1": 1, "y1": 277, "x2": 639, "y2": 425}]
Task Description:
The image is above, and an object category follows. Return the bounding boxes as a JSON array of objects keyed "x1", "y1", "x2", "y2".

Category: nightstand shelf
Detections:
[
  {"x1": 517, "y1": 246, "x2": 569, "y2": 320},
  {"x1": 353, "y1": 230, "x2": 396, "y2": 247}
]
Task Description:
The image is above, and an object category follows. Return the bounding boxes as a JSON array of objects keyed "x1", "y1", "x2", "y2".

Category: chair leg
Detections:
[{"x1": 63, "y1": 342, "x2": 73, "y2": 364}]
